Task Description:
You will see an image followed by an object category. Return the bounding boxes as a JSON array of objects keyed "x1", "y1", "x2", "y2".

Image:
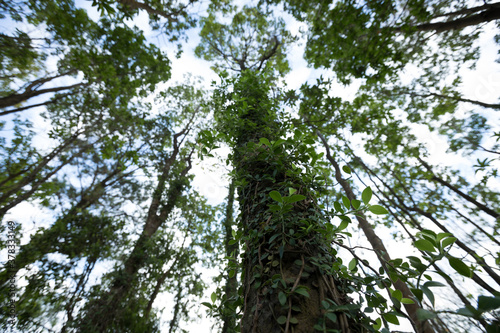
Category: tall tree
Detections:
[{"x1": 199, "y1": 5, "x2": 379, "y2": 332}]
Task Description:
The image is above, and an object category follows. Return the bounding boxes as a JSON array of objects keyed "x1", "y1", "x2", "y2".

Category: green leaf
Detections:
[
  {"x1": 325, "y1": 312, "x2": 337, "y2": 322},
  {"x1": 286, "y1": 194, "x2": 306, "y2": 204},
  {"x1": 421, "y1": 285, "x2": 435, "y2": 306},
  {"x1": 401, "y1": 298, "x2": 415, "y2": 304},
  {"x1": 351, "y1": 199, "x2": 361, "y2": 209},
  {"x1": 342, "y1": 165, "x2": 351, "y2": 174},
  {"x1": 211, "y1": 292, "x2": 217, "y2": 303},
  {"x1": 477, "y1": 296, "x2": 500, "y2": 312},
  {"x1": 416, "y1": 308, "x2": 437, "y2": 320},
  {"x1": 348, "y1": 258, "x2": 357, "y2": 271},
  {"x1": 289, "y1": 317, "x2": 298, "y2": 324},
  {"x1": 295, "y1": 287, "x2": 310, "y2": 298},
  {"x1": 448, "y1": 256, "x2": 472, "y2": 278},
  {"x1": 201, "y1": 302, "x2": 213, "y2": 309},
  {"x1": 278, "y1": 291, "x2": 287, "y2": 306},
  {"x1": 368, "y1": 204, "x2": 388, "y2": 215},
  {"x1": 277, "y1": 315, "x2": 287, "y2": 324},
  {"x1": 337, "y1": 219, "x2": 349, "y2": 231},
  {"x1": 383, "y1": 313, "x2": 399, "y2": 325},
  {"x1": 334, "y1": 201, "x2": 344, "y2": 213},
  {"x1": 269, "y1": 204, "x2": 281, "y2": 212},
  {"x1": 288, "y1": 188, "x2": 297, "y2": 195},
  {"x1": 259, "y1": 137, "x2": 271, "y2": 146},
  {"x1": 436, "y1": 232, "x2": 453, "y2": 241},
  {"x1": 414, "y1": 239, "x2": 436, "y2": 253},
  {"x1": 373, "y1": 317, "x2": 382, "y2": 330},
  {"x1": 441, "y1": 237, "x2": 457, "y2": 249},
  {"x1": 269, "y1": 190, "x2": 282, "y2": 203},
  {"x1": 342, "y1": 196, "x2": 350, "y2": 209},
  {"x1": 391, "y1": 289, "x2": 402, "y2": 301},
  {"x1": 423, "y1": 281, "x2": 445, "y2": 288},
  {"x1": 273, "y1": 139, "x2": 286, "y2": 148},
  {"x1": 457, "y1": 307, "x2": 476, "y2": 317},
  {"x1": 410, "y1": 288, "x2": 423, "y2": 302},
  {"x1": 361, "y1": 187, "x2": 372, "y2": 205}
]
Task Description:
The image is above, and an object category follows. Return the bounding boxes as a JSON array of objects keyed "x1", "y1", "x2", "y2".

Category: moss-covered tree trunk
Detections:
[{"x1": 228, "y1": 72, "x2": 369, "y2": 333}]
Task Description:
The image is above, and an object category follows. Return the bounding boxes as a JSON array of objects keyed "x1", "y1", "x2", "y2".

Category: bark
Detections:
[
  {"x1": 0, "y1": 136, "x2": 97, "y2": 218},
  {"x1": 394, "y1": 3, "x2": 500, "y2": 33},
  {"x1": 356, "y1": 157, "x2": 500, "y2": 291},
  {"x1": 77, "y1": 148, "x2": 192, "y2": 332},
  {"x1": 0, "y1": 163, "x2": 125, "y2": 287},
  {"x1": 0, "y1": 93, "x2": 72, "y2": 117},
  {"x1": 417, "y1": 156, "x2": 499, "y2": 220},
  {"x1": 222, "y1": 180, "x2": 238, "y2": 333},
  {"x1": 315, "y1": 130, "x2": 436, "y2": 333},
  {"x1": 0, "y1": 76, "x2": 82, "y2": 109},
  {"x1": 232, "y1": 72, "x2": 367, "y2": 333},
  {"x1": 0, "y1": 130, "x2": 81, "y2": 195}
]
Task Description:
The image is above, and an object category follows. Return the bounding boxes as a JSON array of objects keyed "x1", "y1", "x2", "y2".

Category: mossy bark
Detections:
[{"x1": 230, "y1": 72, "x2": 369, "y2": 333}]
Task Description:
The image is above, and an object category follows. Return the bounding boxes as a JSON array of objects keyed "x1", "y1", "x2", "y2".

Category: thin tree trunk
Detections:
[
  {"x1": 0, "y1": 163, "x2": 125, "y2": 286},
  {"x1": 144, "y1": 226, "x2": 190, "y2": 319},
  {"x1": 77, "y1": 148, "x2": 192, "y2": 332},
  {"x1": 0, "y1": 130, "x2": 81, "y2": 194},
  {"x1": 355, "y1": 156, "x2": 500, "y2": 291},
  {"x1": 381, "y1": 88, "x2": 500, "y2": 110},
  {"x1": 168, "y1": 280, "x2": 184, "y2": 333},
  {"x1": 417, "y1": 156, "x2": 499, "y2": 219},
  {"x1": 222, "y1": 180, "x2": 238, "y2": 333},
  {"x1": 144, "y1": 258, "x2": 177, "y2": 319},
  {"x1": 448, "y1": 205, "x2": 500, "y2": 246},
  {"x1": 61, "y1": 257, "x2": 97, "y2": 333},
  {"x1": 315, "y1": 130, "x2": 436, "y2": 333}
]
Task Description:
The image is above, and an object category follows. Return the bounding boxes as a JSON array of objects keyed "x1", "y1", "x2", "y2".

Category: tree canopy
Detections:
[{"x1": 0, "y1": 0, "x2": 499, "y2": 332}]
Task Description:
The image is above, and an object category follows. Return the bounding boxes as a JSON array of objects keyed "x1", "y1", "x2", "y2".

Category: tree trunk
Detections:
[
  {"x1": 395, "y1": 3, "x2": 500, "y2": 33},
  {"x1": 230, "y1": 72, "x2": 368, "y2": 333},
  {"x1": 315, "y1": 130, "x2": 436, "y2": 333},
  {"x1": 417, "y1": 156, "x2": 499, "y2": 219},
  {"x1": 0, "y1": 164, "x2": 123, "y2": 287},
  {"x1": 222, "y1": 180, "x2": 238, "y2": 333},
  {"x1": 0, "y1": 70, "x2": 80, "y2": 109},
  {"x1": 77, "y1": 153, "x2": 192, "y2": 332},
  {"x1": 355, "y1": 156, "x2": 500, "y2": 291}
]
